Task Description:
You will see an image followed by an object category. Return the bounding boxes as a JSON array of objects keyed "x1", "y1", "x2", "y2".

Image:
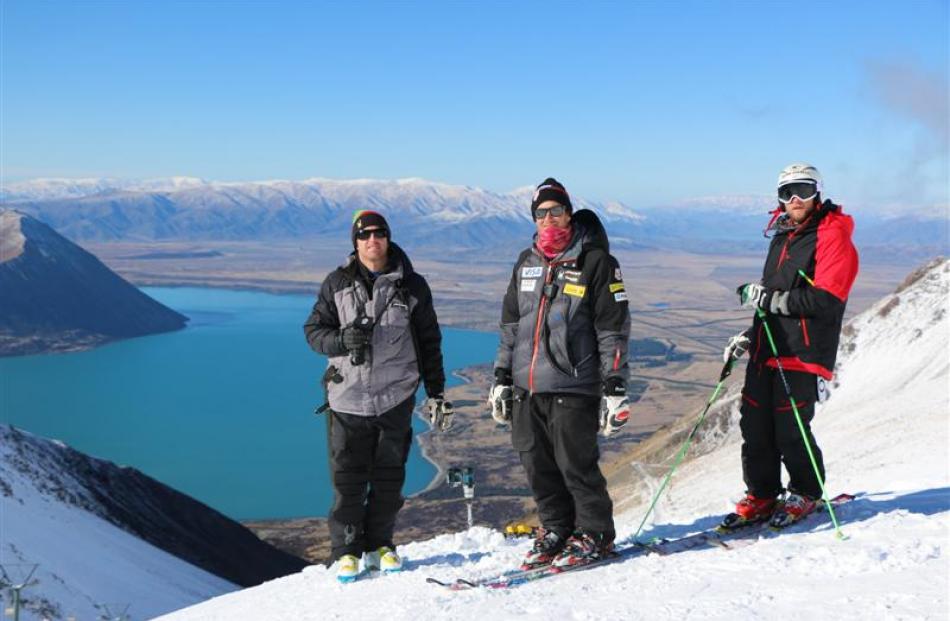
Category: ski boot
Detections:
[
  {"x1": 551, "y1": 530, "x2": 614, "y2": 570},
  {"x1": 521, "y1": 528, "x2": 567, "y2": 570},
  {"x1": 335, "y1": 554, "x2": 361, "y2": 583},
  {"x1": 718, "y1": 493, "x2": 779, "y2": 532},
  {"x1": 363, "y1": 546, "x2": 403, "y2": 573},
  {"x1": 769, "y1": 492, "x2": 818, "y2": 529}
]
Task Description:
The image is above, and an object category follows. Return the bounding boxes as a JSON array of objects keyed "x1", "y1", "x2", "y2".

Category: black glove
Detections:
[{"x1": 340, "y1": 325, "x2": 371, "y2": 350}]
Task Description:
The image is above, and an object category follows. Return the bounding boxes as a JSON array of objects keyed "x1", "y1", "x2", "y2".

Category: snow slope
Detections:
[
  {"x1": 0, "y1": 429, "x2": 238, "y2": 620},
  {"x1": 162, "y1": 257, "x2": 949, "y2": 620}
]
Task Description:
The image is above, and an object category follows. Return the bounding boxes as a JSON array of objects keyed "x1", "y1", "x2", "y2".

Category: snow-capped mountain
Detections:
[
  {"x1": 0, "y1": 176, "x2": 209, "y2": 202},
  {"x1": 0, "y1": 424, "x2": 308, "y2": 620},
  {"x1": 157, "y1": 257, "x2": 949, "y2": 620},
  {"x1": 2, "y1": 177, "x2": 642, "y2": 249},
  {"x1": 3, "y1": 177, "x2": 946, "y2": 257}
]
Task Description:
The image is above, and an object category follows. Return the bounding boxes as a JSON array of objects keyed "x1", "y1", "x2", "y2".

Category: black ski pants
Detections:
[
  {"x1": 511, "y1": 390, "x2": 615, "y2": 541},
  {"x1": 326, "y1": 395, "x2": 414, "y2": 562},
  {"x1": 739, "y1": 363, "x2": 825, "y2": 499}
]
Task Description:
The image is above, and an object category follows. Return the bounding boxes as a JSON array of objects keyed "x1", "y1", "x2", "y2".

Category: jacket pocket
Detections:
[{"x1": 510, "y1": 389, "x2": 535, "y2": 452}]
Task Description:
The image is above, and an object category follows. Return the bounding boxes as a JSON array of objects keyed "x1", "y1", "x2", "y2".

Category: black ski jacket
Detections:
[
  {"x1": 494, "y1": 209, "x2": 630, "y2": 396},
  {"x1": 748, "y1": 200, "x2": 859, "y2": 379}
]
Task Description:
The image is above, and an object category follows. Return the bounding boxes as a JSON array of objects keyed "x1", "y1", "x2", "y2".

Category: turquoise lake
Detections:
[{"x1": 0, "y1": 287, "x2": 499, "y2": 520}]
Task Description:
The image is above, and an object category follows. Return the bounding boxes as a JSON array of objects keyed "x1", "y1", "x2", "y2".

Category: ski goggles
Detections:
[
  {"x1": 355, "y1": 228, "x2": 389, "y2": 240},
  {"x1": 777, "y1": 182, "x2": 818, "y2": 204},
  {"x1": 534, "y1": 204, "x2": 568, "y2": 220}
]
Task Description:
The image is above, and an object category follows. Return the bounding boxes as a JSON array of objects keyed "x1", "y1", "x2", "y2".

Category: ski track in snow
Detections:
[{"x1": 153, "y1": 262, "x2": 950, "y2": 620}]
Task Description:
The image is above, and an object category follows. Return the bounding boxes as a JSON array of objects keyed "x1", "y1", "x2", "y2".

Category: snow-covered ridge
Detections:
[
  {"x1": 159, "y1": 258, "x2": 950, "y2": 621},
  {"x1": 0, "y1": 425, "x2": 236, "y2": 620},
  {"x1": 0, "y1": 424, "x2": 308, "y2": 620}
]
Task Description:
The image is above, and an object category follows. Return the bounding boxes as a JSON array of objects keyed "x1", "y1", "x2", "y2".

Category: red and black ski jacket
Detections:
[{"x1": 748, "y1": 200, "x2": 859, "y2": 379}]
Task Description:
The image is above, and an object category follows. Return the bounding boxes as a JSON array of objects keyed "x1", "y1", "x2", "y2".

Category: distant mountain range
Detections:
[
  {"x1": 0, "y1": 210, "x2": 188, "y2": 356},
  {"x1": 0, "y1": 424, "x2": 307, "y2": 620},
  {"x1": 3, "y1": 177, "x2": 947, "y2": 257}
]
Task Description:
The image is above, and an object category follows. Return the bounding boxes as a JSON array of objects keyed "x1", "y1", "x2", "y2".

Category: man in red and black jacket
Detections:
[{"x1": 721, "y1": 163, "x2": 859, "y2": 529}]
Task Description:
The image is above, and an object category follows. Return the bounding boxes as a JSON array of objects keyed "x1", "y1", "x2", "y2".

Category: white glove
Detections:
[
  {"x1": 737, "y1": 283, "x2": 771, "y2": 310},
  {"x1": 723, "y1": 332, "x2": 751, "y2": 363},
  {"x1": 425, "y1": 397, "x2": 454, "y2": 432},
  {"x1": 599, "y1": 396, "x2": 630, "y2": 437},
  {"x1": 488, "y1": 384, "x2": 513, "y2": 424}
]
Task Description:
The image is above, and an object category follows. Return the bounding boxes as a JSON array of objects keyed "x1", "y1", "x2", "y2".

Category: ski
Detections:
[{"x1": 427, "y1": 493, "x2": 854, "y2": 590}]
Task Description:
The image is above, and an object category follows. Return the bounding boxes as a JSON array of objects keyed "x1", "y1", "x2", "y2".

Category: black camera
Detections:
[{"x1": 348, "y1": 315, "x2": 375, "y2": 366}]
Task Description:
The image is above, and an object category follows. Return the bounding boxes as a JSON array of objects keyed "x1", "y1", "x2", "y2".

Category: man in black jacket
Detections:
[
  {"x1": 722, "y1": 163, "x2": 859, "y2": 529},
  {"x1": 491, "y1": 178, "x2": 631, "y2": 569},
  {"x1": 303, "y1": 210, "x2": 450, "y2": 582}
]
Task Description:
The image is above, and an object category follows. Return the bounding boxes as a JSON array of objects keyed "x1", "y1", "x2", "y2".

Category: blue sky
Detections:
[{"x1": 2, "y1": 1, "x2": 947, "y2": 212}]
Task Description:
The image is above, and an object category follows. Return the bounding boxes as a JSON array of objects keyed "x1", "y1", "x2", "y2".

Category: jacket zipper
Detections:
[
  {"x1": 528, "y1": 264, "x2": 555, "y2": 393},
  {"x1": 800, "y1": 317, "x2": 811, "y2": 347}
]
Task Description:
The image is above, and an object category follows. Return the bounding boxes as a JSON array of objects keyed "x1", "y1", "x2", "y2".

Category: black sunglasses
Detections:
[
  {"x1": 355, "y1": 228, "x2": 389, "y2": 240},
  {"x1": 534, "y1": 204, "x2": 568, "y2": 220},
  {"x1": 778, "y1": 182, "x2": 818, "y2": 204}
]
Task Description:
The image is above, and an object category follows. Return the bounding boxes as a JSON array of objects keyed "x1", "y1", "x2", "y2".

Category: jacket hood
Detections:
[
  {"x1": 571, "y1": 208, "x2": 610, "y2": 254},
  {"x1": 820, "y1": 201, "x2": 855, "y2": 237}
]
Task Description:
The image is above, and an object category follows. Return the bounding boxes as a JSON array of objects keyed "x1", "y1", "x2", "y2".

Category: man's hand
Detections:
[
  {"x1": 340, "y1": 324, "x2": 371, "y2": 351},
  {"x1": 488, "y1": 384, "x2": 513, "y2": 424},
  {"x1": 737, "y1": 283, "x2": 772, "y2": 310},
  {"x1": 488, "y1": 368, "x2": 514, "y2": 424},
  {"x1": 737, "y1": 283, "x2": 790, "y2": 315},
  {"x1": 425, "y1": 397, "x2": 454, "y2": 432},
  {"x1": 723, "y1": 331, "x2": 751, "y2": 363},
  {"x1": 600, "y1": 377, "x2": 630, "y2": 437}
]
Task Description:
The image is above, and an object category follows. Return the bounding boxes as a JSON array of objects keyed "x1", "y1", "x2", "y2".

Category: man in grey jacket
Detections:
[
  {"x1": 491, "y1": 178, "x2": 631, "y2": 569},
  {"x1": 304, "y1": 210, "x2": 450, "y2": 582}
]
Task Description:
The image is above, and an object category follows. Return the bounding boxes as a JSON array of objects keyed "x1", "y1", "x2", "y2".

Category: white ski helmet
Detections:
[{"x1": 777, "y1": 162, "x2": 822, "y2": 190}]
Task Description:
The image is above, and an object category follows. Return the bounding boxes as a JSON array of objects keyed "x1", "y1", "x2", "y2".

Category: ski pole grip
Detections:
[{"x1": 718, "y1": 359, "x2": 734, "y2": 382}]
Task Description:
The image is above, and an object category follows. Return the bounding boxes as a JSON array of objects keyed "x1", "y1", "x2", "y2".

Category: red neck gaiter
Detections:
[{"x1": 537, "y1": 225, "x2": 573, "y2": 259}]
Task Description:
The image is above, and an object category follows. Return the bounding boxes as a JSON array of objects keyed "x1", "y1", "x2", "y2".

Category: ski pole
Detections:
[
  {"x1": 632, "y1": 358, "x2": 736, "y2": 544},
  {"x1": 755, "y1": 306, "x2": 846, "y2": 540},
  {"x1": 797, "y1": 269, "x2": 815, "y2": 286}
]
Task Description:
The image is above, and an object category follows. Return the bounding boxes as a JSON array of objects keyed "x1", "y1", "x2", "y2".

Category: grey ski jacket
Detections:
[
  {"x1": 494, "y1": 209, "x2": 630, "y2": 396},
  {"x1": 304, "y1": 244, "x2": 445, "y2": 416}
]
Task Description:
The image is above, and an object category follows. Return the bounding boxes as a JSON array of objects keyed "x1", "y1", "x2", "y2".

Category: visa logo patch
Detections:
[
  {"x1": 564, "y1": 284, "x2": 587, "y2": 298},
  {"x1": 614, "y1": 291, "x2": 629, "y2": 302},
  {"x1": 522, "y1": 266, "x2": 543, "y2": 278}
]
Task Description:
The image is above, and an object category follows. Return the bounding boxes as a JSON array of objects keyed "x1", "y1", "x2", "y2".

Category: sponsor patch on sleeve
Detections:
[
  {"x1": 521, "y1": 278, "x2": 537, "y2": 292},
  {"x1": 614, "y1": 291, "x2": 629, "y2": 302},
  {"x1": 609, "y1": 282, "x2": 625, "y2": 293},
  {"x1": 522, "y1": 266, "x2": 543, "y2": 278},
  {"x1": 564, "y1": 283, "x2": 587, "y2": 298},
  {"x1": 615, "y1": 268, "x2": 623, "y2": 280}
]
